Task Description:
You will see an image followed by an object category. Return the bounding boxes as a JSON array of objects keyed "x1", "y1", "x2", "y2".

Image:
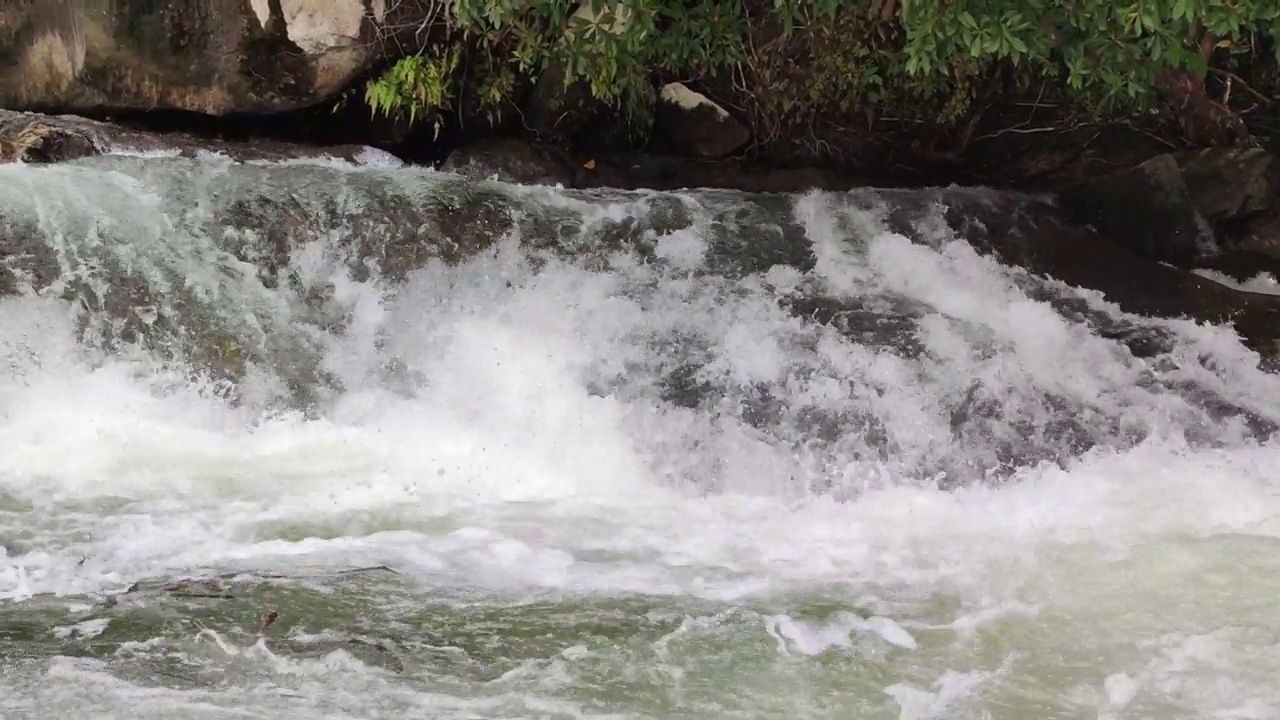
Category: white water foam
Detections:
[
  {"x1": 1193, "y1": 267, "x2": 1280, "y2": 295},
  {"x1": 3, "y1": 161, "x2": 1280, "y2": 718}
]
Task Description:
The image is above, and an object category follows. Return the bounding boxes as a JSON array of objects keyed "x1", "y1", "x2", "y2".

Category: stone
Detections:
[
  {"x1": 1242, "y1": 212, "x2": 1280, "y2": 259},
  {"x1": 918, "y1": 188, "x2": 1280, "y2": 362},
  {"x1": 0, "y1": 113, "x2": 100, "y2": 163},
  {"x1": 1175, "y1": 146, "x2": 1276, "y2": 224},
  {"x1": 654, "y1": 82, "x2": 751, "y2": 159},
  {"x1": 0, "y1": 216, "x2": 61, "y2": 296},
  {"x1": 440, "y1": 138, "x2": 579, "y2": 187},
  {"x1": 0, "y1": 108, "x2": 378, "y2": 163},
  {"x1": 0, "y1": 0, "x2": 391, "y2": 115},
  {"x1": 1055, "y1": 153, "x2": 1211, "y2": 266},
  {"x1": 1192, "y1": 249, "x2": 1280, "y2": 287}
]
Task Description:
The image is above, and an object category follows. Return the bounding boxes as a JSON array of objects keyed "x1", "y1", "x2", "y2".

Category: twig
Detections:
[
  {"x1": 1119, "y1": 119, "x2": 1179, "y2": 150},
  {"x1": 1026, "y1": 81, "x2": 1050, "y2": 123},
  {"x1": 1209, "y1": 68, "x2": 1274, "y2": 107},
  {"x1": 974, "y1": 125, "x2": 1071, "y2": 140}
]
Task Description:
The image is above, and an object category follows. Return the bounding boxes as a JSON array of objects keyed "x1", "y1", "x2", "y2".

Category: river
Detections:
[{"x1": 2, "y1": 151, "x2": 1280, "y2": 719}]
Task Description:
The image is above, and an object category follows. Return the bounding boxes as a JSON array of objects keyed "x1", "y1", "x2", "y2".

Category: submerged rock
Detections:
[{"x1": 0, "y1": 216, "x2": 60, "y2": 294}]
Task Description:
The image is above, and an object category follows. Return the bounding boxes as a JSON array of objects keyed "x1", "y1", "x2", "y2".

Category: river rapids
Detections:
[{"x1": 2, "y1": 150, "x2": 1280, "y2": 719}]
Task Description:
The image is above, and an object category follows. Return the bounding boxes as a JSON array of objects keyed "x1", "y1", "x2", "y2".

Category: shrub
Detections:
[{"x1": 364, "y1": 0, "x2": 1280, "y2": 147}]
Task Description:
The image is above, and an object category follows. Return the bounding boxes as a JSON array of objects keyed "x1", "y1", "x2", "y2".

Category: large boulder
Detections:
[
  {"x1": 1055, "y1": 146, "x2": 1280, "y2": 269},
  {"x1": 0, "y1": 111, "x2": 101, "y2": 163},
  {"x1": 0, "y1": 108, "x2": 379, "y2": 163},
  {"x1": 1167, "y1": 148, "x2": 1280, "y2": 261},
  {"x1": 654, "y1": 82, "x2": 750, "y2": 159},
  {"x1": 1055, "y1": 153, "x2": 1211, "y2": 266},
  {"x1": 1177, "y1": 147, "x2": 1280, "y2": 262},
  {"x1": 0, "y1": 0, "x2": 391, "y2": 115},
  {"x1": 1243, "y1": 214, "x2": 1280, "y2": 259},
  {"x1": 1175, "y1": 146, "x2": 1276, "y2": 224}
]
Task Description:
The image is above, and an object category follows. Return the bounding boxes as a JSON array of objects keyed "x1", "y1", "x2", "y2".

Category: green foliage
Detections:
[
  {"x1": 365, "y1": 50, "x2": 458, "y2": 133},
  {"x1": 899, "y1": 0, "x2": 1280, "y2": 115},
  {"x1": 364, "y1": 0, "x2": 1280, "y2": 147}
]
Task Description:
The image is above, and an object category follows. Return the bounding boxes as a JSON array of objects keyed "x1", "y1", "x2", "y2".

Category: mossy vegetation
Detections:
[{"x1": 366, "y1": 0, "x2": 1280, "y2": 158}]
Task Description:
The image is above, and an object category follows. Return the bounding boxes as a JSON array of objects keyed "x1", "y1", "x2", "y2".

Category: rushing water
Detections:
[{"x1": 3, "y1": 151, "x2": 1280, "y2": 719}]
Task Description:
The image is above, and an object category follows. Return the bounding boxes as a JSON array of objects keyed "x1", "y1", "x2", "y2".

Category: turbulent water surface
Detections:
[{"x1": 3, "y1": 151, "x2": 1280, "y2": 719}]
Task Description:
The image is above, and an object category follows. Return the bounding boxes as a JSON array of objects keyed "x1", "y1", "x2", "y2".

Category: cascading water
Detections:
[{"x1": 3, "y1": 150, "x2": 1280, "y2": 719}]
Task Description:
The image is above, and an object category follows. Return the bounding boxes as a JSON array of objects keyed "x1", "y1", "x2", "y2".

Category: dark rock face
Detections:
[
  {"x1": 932, "y1": 189, "x2": 1280, "y2": 358},
  {"x1": 0, "y1": 0, "x2": 381, "y2": 115},
  {"x1": 1053, "y1": 146, "x2": 1280, "y2": 272},
  {"x1": 1055, "y1": 153, "x2": 1211, "y2": 266},
  {"x1": 519, "y1": 61, "x2": 602, "y2": 144},
  {"x1": 1177, "y1": 146, "x2": 1276, "y2": 224}
]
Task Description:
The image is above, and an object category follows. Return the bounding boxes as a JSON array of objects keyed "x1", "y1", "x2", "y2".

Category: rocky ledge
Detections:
[{"x1": 6, "y1": 109, "x2": 1280, "y2": 369}]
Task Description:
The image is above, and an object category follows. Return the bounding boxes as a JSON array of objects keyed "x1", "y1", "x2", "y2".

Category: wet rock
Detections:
[
  {"x1": 0, "y1": 108, "x2": 384, "y2": 163},
  {"x1": 587, "y1": 154, "x2": 861, "y2": 193},
  {"x1": 219, "y1": 175, "x2": 518, "y2": 283},
  {"x1": 858, "y1": 187, "x2": 1280, "y2": 361},
  {"x1": 1175, "y1": 146, "x2": 1276, "y2": 224},
  {"x1": 782, "y1": 296, "x2": 926, "y2": 358},
  {"x1": 1242, "y1": 213, "x2": 1280, "y2": 261},
  {"x1": 1192, "y1": 250, "x2": 1280, "y2": 287},
  {"x1": 1055, "y1": 153, "x2": 1210, "y2": 266},
  {"x1": 440, "y1": 138, "x2": 579, "y2": 187},
  {"x1": 0, "y1": 217, "x2": 61, "y2": 293},
  {"x1": 931, "y1": 188, "x2": 1280, "y2": 360},
  {"x1": 0, "y1": 0, "x2": 391, "y2": 115},
  {"x1": 654, "y1": 82, "x2": 751, "y2": 159},
  {"x1": 0, "y1": 111, "x2": 101, "y2": 163},
  {"x1": 4, "y1": 108, "x2": 857, "y2": 194}
]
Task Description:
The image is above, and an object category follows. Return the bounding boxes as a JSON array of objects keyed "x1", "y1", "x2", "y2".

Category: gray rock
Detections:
[
  {"x1": 0, "y1": 108, "x2": 378, "y2": 163},
  {"x1": 440, "y1": 138, "x2": 579, "y2": 187},
  {"x1": 1055, "y1": 153, "x2": 1211, "y2": 265},
  {"x1": 1176, "y1": 146, "x2": 1276, "y2": 223},
  {"x1": 654, "y1": 82, "x2": 751, "y2": 159},
  {"x1": 0, "y1": 0, "x2": 389, "y2": 115}
]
